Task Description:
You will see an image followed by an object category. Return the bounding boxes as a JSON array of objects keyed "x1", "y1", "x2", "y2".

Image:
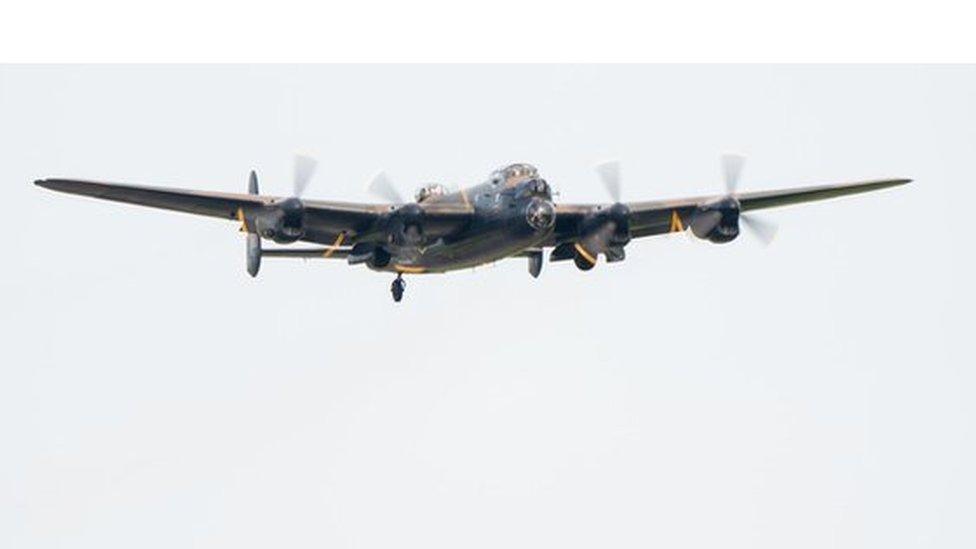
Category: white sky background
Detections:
[{"x1": 1, "y1": 65, "x2": 974, "y2": 548}]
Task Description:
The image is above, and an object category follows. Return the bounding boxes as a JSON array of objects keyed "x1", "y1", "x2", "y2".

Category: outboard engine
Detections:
[{"x1": 690, "y1": 196, "x2": 740, "y2": 244}]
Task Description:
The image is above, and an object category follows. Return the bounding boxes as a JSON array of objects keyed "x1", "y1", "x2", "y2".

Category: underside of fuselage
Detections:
[
  {"x1": 372, "y1": 219, "x2": 550, "y2": 274},
  {"x1": 367, "y1": 164, "x2": 556, "y2": 273},
  {"x1": 377, "y1": 203, "x2": 553, "y2": 273}
]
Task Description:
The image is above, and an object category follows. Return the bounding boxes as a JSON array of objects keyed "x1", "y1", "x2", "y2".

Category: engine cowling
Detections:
[
  {"x1": 253, "y1": 197, "x2": 306, "y2": 244},
  {"x1": 605, "y1": 202, "x2": 631, "y2": 251},
  {"x1": 549, "y1": 202, "x2": 631, "y2": 270},
  {"x1": 578, "y1": 202, "x2": 631, "y2": 263},
  {"x1": 348, "y1": 242, "x2": 392, "y2": 268},
  {"x1": 690, "y1": 196, "x2": 740, "y2": 244},
  {"x1": 385, "y1": 203, "x2": 426, "y2": 247}
]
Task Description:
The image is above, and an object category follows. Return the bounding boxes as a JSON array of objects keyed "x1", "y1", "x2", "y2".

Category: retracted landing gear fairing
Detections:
[{"x1": 36, "y1": 155, "x2": 910, "y2": 302}]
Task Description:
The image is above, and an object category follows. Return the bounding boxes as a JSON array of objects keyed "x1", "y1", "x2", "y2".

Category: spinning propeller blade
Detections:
[
  {"x1": 741, "y1": 214, "x2": 778, "y2": 246},
  {"x1": 721, "y1": 153, "x2": 745, "y2": 194},
  {"x1": 720, "y1": 153, "x2": 777, "y2": 245},
  {"x1": 594, "y1": 160, "x2": 622, "y2": 202},
  {"x1": 368, "y1": 170, "x2": 406, "y2": 204},
  {"x1": 293, "y1": 154, "x2": 318, "y2": 197}
]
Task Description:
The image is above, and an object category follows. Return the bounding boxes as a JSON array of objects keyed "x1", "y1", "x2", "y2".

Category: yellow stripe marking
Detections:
[
  {"x1": 322, "y1": 232, "x2": 346, "y2": 258},
  {"x1": 574, "y1": 242, "x2": 597, "y2": 265},
  {"x1": 669, "y1": 210, "x2": 685, "y2": 232},
  {"x1": 236, "y1": 207, "x2": 249, "y2": 232},
  {"x1": 395, "y1": 265, "x2": 426, "y2": 274}
]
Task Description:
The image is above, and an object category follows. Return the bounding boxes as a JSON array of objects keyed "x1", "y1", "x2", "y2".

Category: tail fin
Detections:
[
  {"x1": 246, "y1": 170, "x2": 261, "y2": 277},
  {"x1": 248, "y1": 170, "x2": 259, "y2": 195}
]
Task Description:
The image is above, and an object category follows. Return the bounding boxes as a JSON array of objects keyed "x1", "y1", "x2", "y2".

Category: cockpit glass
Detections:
[
  {"x1": 527, "y1": 178, "x2": 550, "y2": 197},
  {"x1": 503, "y1": 163, "x2": 538, "y2": 179},
  {"x1": 415, "y1": 183, "x2": 449, "y2": 202}
]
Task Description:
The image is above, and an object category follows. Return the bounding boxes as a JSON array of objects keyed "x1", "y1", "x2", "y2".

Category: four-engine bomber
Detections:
[{"x1": 36, "y1": 155, "x2": 910, "y2": 301}]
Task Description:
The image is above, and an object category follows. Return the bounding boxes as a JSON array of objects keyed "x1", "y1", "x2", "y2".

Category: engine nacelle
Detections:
[
  {"x1": 577, "y1": 202, "x2": 631, "y2": 261},
  {"x1": 348, "y1": 243, "x2": 392, "y2": 268},
  {"x1": 385, "y1": 203, "x2": 426, "y2": 247},
  {"x1": 254, "y1": 198, "x2": 306, "y2": 244},
  {"x1": 690, "y1": 197, "x2": 740, "y2": 244}
]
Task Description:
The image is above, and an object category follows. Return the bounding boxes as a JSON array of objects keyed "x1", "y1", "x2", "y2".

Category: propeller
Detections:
[
  {"x1": 293, "y1": 154, "x2": 318, "y2": 197},
  {"x1": 368, "y1": 170, "x2": 406, "y2": 204},
  {"x1": 558, "y1": 160, "x2": 629, "y2": 268},
  {"x1": 720, "y1": 153, "x2": 778, "y2": 245},
  {"x1": 592, "y1": 160, "x2": 630, "y2": 244},
  {"x1": 741, "y1": 214, "x2": 777, "y2": 246},
  {"x1": 365, "y1": 171, "x2": 427, "y2": 247},
  {"x1": 721, "y1": 153, "x2": 745, "y2": 195},
  {"x1": 594, "y1": 160, "x2": 622, "y2": 202}
]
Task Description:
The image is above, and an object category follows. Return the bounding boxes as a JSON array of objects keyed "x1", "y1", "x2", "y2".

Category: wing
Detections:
[
  {"x1": 36, "y1": 178, "x2": 275, "y2": 218},
  {"x1": 553, "y1": 178, "x2": 911, "y2": 241},
  {"x1": 302, "y1": 197, "x2": 474, "y2": 245},
  {"x1": 35, "y1": 178, "x2": 472, "y2": 245}
]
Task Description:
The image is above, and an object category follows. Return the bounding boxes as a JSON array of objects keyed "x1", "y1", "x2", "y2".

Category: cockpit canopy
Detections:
[
  {"x1": 491, "y1": 163, "x2": 539, "y2": 186},
  {"x1": 503, "y1": 163, "x2": 538, "y2": 178},
  {"x1": 415, "y1": 183, "x2": 450, "y2": 202}
]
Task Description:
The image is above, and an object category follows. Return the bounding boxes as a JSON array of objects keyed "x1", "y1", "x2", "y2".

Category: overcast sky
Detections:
[{"x1": 2, "y1": 65, "x2": 974, "y2": 548}]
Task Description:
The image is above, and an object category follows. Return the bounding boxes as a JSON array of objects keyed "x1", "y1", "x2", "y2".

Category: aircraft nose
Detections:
[{"x1": 526, "y1": 198, "x2": 555, "y2": 230}]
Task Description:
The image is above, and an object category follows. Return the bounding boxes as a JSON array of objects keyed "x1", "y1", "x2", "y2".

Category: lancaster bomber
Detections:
[{"x1": 36, "y1": 155, "x2": 910, "y2": 302}]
